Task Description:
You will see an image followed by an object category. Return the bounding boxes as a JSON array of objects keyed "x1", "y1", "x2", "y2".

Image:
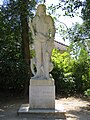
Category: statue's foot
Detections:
[
  {"x1": 31, "y1": 74, "x2": 52, "y2": 80},
  {"x1": 31, "y1": 74, "x2": 41, "y2": 79},
  {"x1": 40, "y1": 75, "x2": 51, "y2": 80}
]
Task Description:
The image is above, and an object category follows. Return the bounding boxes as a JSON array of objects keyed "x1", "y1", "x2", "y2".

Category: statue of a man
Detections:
[{"x1": 30, "y1": 4, "x2": 55, "y2": 79}]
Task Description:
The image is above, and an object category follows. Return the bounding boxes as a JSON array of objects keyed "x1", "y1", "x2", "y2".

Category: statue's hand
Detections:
[{"x1": 46, "y1": 40, "x2": 54, "y2": 54}]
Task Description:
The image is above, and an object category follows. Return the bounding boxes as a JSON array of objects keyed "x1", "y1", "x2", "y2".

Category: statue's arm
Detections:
[
  {"x1": 47, "y1": 15, "x2": 55, "y2": 40},
  {"x1": 50, "y1": 18, "x2": 55, "y2": 40}
]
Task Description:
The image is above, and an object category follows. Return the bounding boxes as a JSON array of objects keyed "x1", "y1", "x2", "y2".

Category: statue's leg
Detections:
[
  {"x1": 45, "y1": 52, "x2": 50, "y2": 79},
  {"x1": 32, "y1": 40, "x2": 42, "y2": 78},
  {"x1": 42, "y1": 42, "x2": 50, "y2": 79}
]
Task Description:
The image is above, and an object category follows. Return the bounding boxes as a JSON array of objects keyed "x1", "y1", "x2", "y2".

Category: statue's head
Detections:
[{"x1": 36, "y1": 4, "x2": 46, "y2": 16}]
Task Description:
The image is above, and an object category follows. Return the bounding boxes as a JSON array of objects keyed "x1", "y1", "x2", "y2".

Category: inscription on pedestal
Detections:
[{"x1": 29, "y1": 80, "x2": 55, "y2": 109}]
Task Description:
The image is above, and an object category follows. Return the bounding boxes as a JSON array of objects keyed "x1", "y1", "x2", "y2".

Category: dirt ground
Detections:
[
  {"x1": 0, "y1": 93, "x2": 90, "y2": 120},
  {"x1": 56, "y1": 95, "x2": 90, "y2": 120}
]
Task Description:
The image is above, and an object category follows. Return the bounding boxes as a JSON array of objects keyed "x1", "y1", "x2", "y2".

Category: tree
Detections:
[
  {"x1": 0, "y1": 0, "x2": 36, "y2": 94},
  {"x1": 82, "y1": 0, "x2": 90, "y2": 29},
  {"x1": 19, "y1": 0, "x2": 31, "y2": 94},
  {"x1": 66, "y1": 23, "x2": 90, "y2": 57}
]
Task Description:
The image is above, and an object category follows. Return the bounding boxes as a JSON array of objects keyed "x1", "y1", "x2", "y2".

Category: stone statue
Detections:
[{"x1": 30, "y1": 4, "x2": 55, "y2": 80}]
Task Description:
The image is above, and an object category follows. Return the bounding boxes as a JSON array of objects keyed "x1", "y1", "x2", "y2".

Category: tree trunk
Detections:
[{"x1": 19, "y1": 0, "x2": 31, "y2": 95}]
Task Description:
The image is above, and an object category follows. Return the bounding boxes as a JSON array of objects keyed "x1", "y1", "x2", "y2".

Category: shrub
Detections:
[
  {"x1": 51, "y1": 49, "x2": 90, "y2": 95},
  {"x1": 85, "y1": 89, "x2": 90, "y2": 99}
]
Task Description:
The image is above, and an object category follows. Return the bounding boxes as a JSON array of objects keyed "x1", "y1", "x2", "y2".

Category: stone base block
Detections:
[
  {"x1": 18, "y1": 103, "x2": 66, "y2": 119},
  {"x1": 29, "y1": 79, "x2": 55, "y2": 109},
  {"x1": 18, "y1": 103, "x2": 66, "y2": 114}
]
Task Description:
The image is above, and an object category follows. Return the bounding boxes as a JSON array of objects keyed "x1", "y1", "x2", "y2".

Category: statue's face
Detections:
[{"x1": 37, "y1": 5, "x2": 46, "y2": 16}]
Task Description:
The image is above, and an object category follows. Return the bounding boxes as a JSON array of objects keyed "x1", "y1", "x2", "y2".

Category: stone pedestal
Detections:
[
  {"x1": 29, "y1": 79, "x2": 55, "y2": 109},
  {"x1": 18, "y1": 79, "x2": 66, "y2": 117}
]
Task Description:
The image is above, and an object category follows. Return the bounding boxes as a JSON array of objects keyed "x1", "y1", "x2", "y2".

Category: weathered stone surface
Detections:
[
  {"x1": 29, "y1": 79, "x2": 55, "y2": 109},
  {"x1": 18, "y1": 103, "x2": 66, "y2": 114},
  {"x1": 30, "y1": 4, "x2": 55, "y2": 80},
  {"x1": 30, "y1": 78, "x2": 54, "y2": 86}
]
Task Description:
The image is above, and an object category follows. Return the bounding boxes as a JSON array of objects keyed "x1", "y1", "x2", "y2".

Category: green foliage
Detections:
[
  {"x1": 51, "y1": 49, "x2": 90, "y2": 95},
  {"x1": 72, "y1": 58, "x2": 90, "y2": 92},
  {"x1": 85, "y1": 89, "x2": 90, "y2": 98},
  {"x1": 0, "y1": 59, "x2": 28, "y2": 92},
  {"x1": 0, "y1": 0, "x2": 36, "y2": 93},
  {"x1": 66, "y1": 22, "x2": 90, "y2": 59},
  {"x1": 51, "y1": 49, "x2": 75, "y2": 94},
  {"x1": 47, "y1": 0, "x2": 83, "y2": 17},
  {"x1": 82, "y1": 0, "x2": 90, "y2": 30}
]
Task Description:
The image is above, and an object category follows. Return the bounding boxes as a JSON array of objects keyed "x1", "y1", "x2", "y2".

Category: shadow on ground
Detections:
[
  {"x1": 0, "y1": 92, "x2": 90, "y2": 120},
  {"x1": 0, "y1": 93, "x2": 66, "y2": 120}
]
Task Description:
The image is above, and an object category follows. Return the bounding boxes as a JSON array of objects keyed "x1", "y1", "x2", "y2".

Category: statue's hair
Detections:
[{"x1": 36, "y1": 4, "x2": 46, "y2": 15}]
